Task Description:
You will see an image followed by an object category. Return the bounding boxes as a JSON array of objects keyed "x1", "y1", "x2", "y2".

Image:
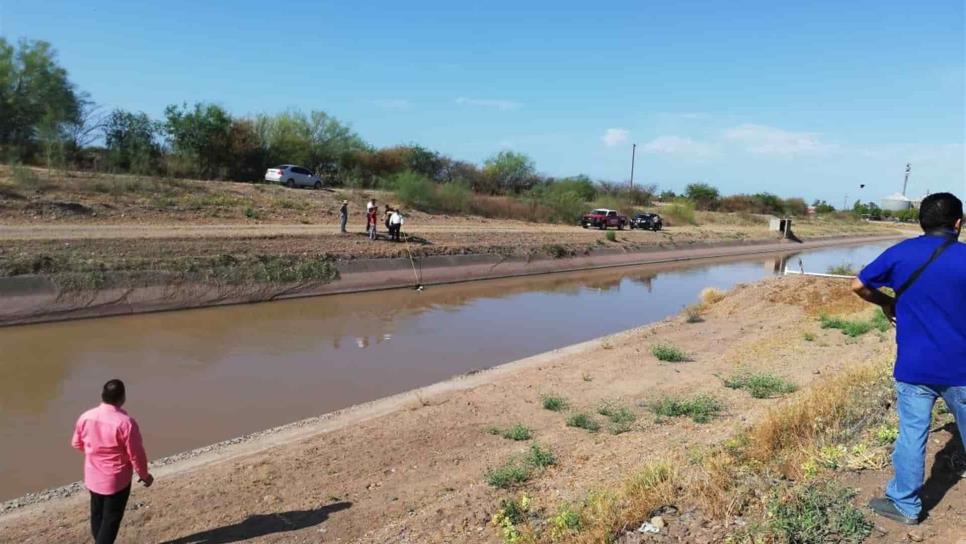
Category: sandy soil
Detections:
[{"x1": 1, "y1": 276, "x2": 960, "y2": 543}]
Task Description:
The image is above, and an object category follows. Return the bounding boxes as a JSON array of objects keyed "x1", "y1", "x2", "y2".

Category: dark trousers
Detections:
[
  {"x1": 389, "y1": 224, "x2": 401, "y2": 240},
  {"x1": 90, "y1": 485, "x2": 130, "y2": 544}
]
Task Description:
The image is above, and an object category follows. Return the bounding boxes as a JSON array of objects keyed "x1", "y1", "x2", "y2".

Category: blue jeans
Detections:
[{"x1": 886, "y1": 381, "x2": 966, "y2": 518}]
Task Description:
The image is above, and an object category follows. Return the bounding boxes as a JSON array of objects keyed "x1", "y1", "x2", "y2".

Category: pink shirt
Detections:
[{"x1": 71, "y1": 403, "x2": 149, "y2": 495}]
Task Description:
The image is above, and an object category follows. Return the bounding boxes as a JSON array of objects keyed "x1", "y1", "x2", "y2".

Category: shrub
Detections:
[
  {"x1": 827, "y1": 263, "x2": 857, "y2": 276},
  {"x1": 803, "y1": 332, "x2": 816, "y2": 342},
  {"x1": 605, "y1": 231, "x2": 617, "y2": 242},
  {"x1": 435, "y1": 181, "x2": 472, "y2": 213},
  {"x1": 651, "y1": 344, "x2": 689, "y2": 362},
  {"x1": 598, "y1": 404, "x2": 637, "y2": 434},
  {"x1": 819, "y1": 310, "x2": 890, "y2": 337},
  {"x1": 650, "y1": 394, "x2": 723, "y2": 423},
  {"x1": 566, "y1": 412, "x2": 601, "y2": 433},
  {"x1": 725, "y1": 372, "x2": 798, "y2": 398},
  {"x1": 541, "y1": 394, "x2": 568, "y2": 412},
  {"x1": 388, "y1": 170, "x2": 436, "y2": 211},
  {"x1": 485, "y1": 461, "x2": 532, "y2": 489},
  {"x1": 523, "y1": 444, "x2": 556, "y2": 468},
  {"x1": 484, "y1": 444, "x2": 556, "y2": 488},
  {"x1": 10, "y1": 163, "x2": 46, "y2": 191},
  {"x1": 685, "y1": 305, "x2": 704, "y2": 323},
  {"x1": 487, "y1": 424, "x2": 533, "y2": 441},
  {"x1": 700, "y1": 287, "x2": 726, "y2": 305},
  {"x1": 761, "y1": 482, "x2": 872, "y2": 543},
  {"x1": 665, "y1": 199, "x2": 697, "y2": 225},
  {"x1": 684, "y1": 182, "x2": 720, "y2": 210}
]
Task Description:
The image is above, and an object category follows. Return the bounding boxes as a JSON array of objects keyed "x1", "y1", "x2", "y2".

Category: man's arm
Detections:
[
  {"x1": 851, "y1": 278, "x2": 896, "y2": 323},
  {"x1": 124, "y1": 420, "x2": 153, "y2": 487},
  {"x1": 71, "y1": 419, "x2": 84, "y2": 452}
]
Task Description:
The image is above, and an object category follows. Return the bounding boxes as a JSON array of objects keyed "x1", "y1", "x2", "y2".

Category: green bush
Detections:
[
  {"x1": 651, "y1": 344, "x2": 689, "y2": 362},
  {"x1": 598, "y1": 404, "x2": 636, "y2": 434},
  {"x1": 819, "y1": 310, "x2": 890, "y2": 337},
  {"x1": 566, "y1": 412, "x2": 601, "y2": 433},
  {"x1": 650, "y1": 394, "x2": 723, "y2": 423},
  {"x1": 762, "y1": 482, "x2": 872, "y2": 543},
  {"x1": 487, "y1": 424, "x2": 533, "y2": 441},
  {"x1": 725, "y1": 372, "x2": 798, "y2": 398},
  {"x1": 665, "y1": 199, "x2": 697, "y2": 225},
  {"x1": 542, "y1": 394, "x2": 568, "y2": 412},
  {"x1": 827, "y1": 263, "x2": 857, "y2": 276},
  {"x1": 388, "y1": 170, "x2": 436, "y2": 211},
  {"x1": 435, "y1": 181, "x2": 472, "y2": 213},
  {"x1": 605, "y1": 231, "x2": 617, "y2": 242}
]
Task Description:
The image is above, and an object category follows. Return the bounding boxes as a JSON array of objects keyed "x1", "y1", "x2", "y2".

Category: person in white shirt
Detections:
[{"x1": 389, "y1": 210, "x2": 404, "y2": 241}]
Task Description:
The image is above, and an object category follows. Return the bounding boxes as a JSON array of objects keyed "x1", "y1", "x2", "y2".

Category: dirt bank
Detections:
[
  {"x1": 0, "y1": 234, "x2": 902, "y2": 326},
  {"x1": 2, "y1": 276, "x2": 960, "y2": 543}
]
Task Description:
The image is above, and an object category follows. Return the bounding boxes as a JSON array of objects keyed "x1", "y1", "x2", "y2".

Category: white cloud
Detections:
[
  {"x1": 723, "y1": 123, "x2": 833, "y2": 156},
  {"x1": 372, "y1": 99, "x2": 411, "y2": 110},
  {"x1": 602, "y1": 128, "x2": 629, "y2": 147},
  {"x1": 641, "y1": 136, "x2": 719, "y2": 158},
  {"x1": 455, "y1": 97, "x2": 521, "y2": 110}
]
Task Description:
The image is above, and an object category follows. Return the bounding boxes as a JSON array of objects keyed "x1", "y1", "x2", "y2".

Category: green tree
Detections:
[
  {"x1": 812, "y1": 199, "x2": 836, "y2": 214},
  {"x1": 552, "y1": 175, "x2": 597, "y2": 201},
  {"x1": 164, "y1": 102, "x2": 233, "y2": 178},
  {"x1": 684, "y1": 182, "x2": 721, "y2": 210},
  {"x1": 255, "y1": 110, "x2": 368, "y2": 179},
  {"x1": 0, "y1": 38, "x2": 81, "y2": 161},
  {"x1": 103, "y1": 109, "x2": 163, "y2": 174},
  {"x1": 482, "y1": 150, "x2": 537, "y2": 194}
]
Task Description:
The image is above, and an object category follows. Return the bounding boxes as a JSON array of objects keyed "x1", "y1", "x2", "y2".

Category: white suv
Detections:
[{"x1": 265, "y1": 165, "x2": 323, "y2": 189}]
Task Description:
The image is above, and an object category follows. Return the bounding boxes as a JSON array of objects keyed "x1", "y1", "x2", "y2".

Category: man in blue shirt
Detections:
[{"x1": 852, "y1": 192, "x2": 966, "y2": 525}]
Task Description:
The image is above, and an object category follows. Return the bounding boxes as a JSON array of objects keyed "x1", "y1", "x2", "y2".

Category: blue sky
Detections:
[{"x1": 3, "y1": 0, "x2": 964, "y2": 204}]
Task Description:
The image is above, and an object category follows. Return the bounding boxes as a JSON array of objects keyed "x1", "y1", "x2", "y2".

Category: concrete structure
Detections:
[{"x1": 881, "y1": 192, "x2": 912, "y2": 212}]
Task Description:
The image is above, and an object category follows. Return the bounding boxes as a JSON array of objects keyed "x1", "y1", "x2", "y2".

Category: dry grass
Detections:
[
  {"x1": 520, "y1": 358, "x2": 893, "y2": 543},
  {"x1": 700, "y1": 287, "x2": 726, "y2": 306}
]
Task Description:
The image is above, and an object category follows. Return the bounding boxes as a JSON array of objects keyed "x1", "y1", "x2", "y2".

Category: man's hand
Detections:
[
  {"x1": 140, "y1": 474, "x2": 154, "y2": 488},
  {"x1": 852, "y1": 278, "x2": 896, "y2": 326}
]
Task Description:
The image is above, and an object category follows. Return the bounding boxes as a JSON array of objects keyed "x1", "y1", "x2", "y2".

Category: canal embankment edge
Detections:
[{"x1": 0, "y1": 234, "x2": 902, "y2": 327}]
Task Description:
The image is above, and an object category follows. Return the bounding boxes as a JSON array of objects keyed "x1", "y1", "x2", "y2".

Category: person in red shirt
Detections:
[{"x1": 72, "y1": 379, "x2": 154, "y2": 544}]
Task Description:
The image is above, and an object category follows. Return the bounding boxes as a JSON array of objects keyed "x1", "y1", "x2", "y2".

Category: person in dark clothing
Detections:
[
  {"x1": 339, "y1": 200, "x2": 348, "y2": 233},
  {"x1": 852, "y1": 192, "x2": 966, "y2": 525}
]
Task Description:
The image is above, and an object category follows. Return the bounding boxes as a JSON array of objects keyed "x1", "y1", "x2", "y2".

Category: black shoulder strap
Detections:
[{"x1": 895, "y1": 235, "x2": 957, "y2": 299}]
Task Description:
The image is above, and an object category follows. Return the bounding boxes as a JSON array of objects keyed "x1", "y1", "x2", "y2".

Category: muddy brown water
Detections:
[{"x1": 0, "y1": 241, "x2": 893, "y2": 501}]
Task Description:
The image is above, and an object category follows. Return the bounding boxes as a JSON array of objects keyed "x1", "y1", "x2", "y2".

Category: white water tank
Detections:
[{"x1": 881, "y1": 193, "x2": 911, "y2": 212}]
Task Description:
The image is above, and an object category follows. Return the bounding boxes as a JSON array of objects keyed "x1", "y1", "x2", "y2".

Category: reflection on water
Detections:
[{"x1": 0, "y1": 241, "x2": 894, "y2": 500}]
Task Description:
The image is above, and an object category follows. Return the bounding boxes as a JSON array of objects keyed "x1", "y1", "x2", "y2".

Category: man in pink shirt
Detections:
[{"x1": 72, "y1": 379, "x2": 154, "y2": 544}]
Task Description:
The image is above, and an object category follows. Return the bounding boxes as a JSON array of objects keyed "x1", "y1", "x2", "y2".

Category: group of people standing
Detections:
[{"x1": 338, "y1": 198, "x2": 405, "y2": 241}]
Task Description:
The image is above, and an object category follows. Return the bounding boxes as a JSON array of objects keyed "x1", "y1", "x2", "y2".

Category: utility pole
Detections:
[
  {"x1": 901, "y1": 163, "x2": 911, "y2": 196},
  {"x1": 844, "y1": 194, "x2": 849, "y2": 211},
  {"x1": 630, "y1": 143, "x2": 636, "y2": 187}
]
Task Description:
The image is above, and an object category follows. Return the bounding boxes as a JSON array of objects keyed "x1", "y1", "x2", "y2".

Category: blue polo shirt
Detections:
[{"x1": 858, "y1": 231, "x2": 966, "y2": 385}]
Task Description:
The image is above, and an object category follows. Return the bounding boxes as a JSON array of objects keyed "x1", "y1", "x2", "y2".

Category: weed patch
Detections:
[
  {"x1": 485, "y1": 444, "x2": 556, "y2": 489},
  {"x1": 724, "y1": 372, "x2": 797, "y2": 399},
  {"x1": 541, "y1": 394, "x2": 568, "y2": 412},
  {"x1": 749, "y1": 482, "x2": 872, "y2": 543},
  {"x1": 566, "y1": 412, "x2": 601, "y2": 433},
  {"x1": 803, "y1": 332, "x2": 816, "y2": 342},
  {"x1": 685, "y1": 304, "x2": 704, "y2": 323},
  {"x1": 650, "y1": 394, "x2": 723, "y2": 423},
  {"x1": 598, "y1": 404, "x2": 636, "y2": 434},
  {"x1": 819, "y1": 310, "x2": 890, "y2": 337},
  {"x1": 487, "y1": 424, "x2": 533, "y2": 441},
  {"x1": 827, "y1": 263, "x2": 858, "y2": 276},
  {"x1": 651, "y1": 344, "x2": 689, "y2": 362},
  {"x1": 605, "y1": 230, "x2": 617, "y2": 242}
]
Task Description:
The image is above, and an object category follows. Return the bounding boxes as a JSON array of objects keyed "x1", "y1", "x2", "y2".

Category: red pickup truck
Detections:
[{"x1": 581, "y1": 208, "x2": 628, "y2": 230}]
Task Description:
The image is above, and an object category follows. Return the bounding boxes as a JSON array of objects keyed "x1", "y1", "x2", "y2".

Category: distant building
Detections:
[{"x1": 881, "y1": 192, "x2": 912, "y2": 212}]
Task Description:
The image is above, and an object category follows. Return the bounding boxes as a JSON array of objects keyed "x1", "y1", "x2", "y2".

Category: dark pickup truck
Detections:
[
  {"x1": 581, "y1": 209, "x2": 628, "y2": 230},
  {"x1": 629, "y1": 213, "x2": 663, "y2": 231}
]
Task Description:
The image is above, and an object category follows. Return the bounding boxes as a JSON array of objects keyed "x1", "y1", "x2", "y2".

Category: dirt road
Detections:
[{"x1": 2, "y1": 277, "x2": 960, "y2": 543}]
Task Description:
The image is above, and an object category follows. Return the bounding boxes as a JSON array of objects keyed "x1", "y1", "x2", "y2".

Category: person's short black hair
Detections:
[
  {"x1": 101, "y1": 379, "x2": 126, "y2": 405},
  {"x1": 919, "y1": 193, "x2": 963, "y2": 231}
]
